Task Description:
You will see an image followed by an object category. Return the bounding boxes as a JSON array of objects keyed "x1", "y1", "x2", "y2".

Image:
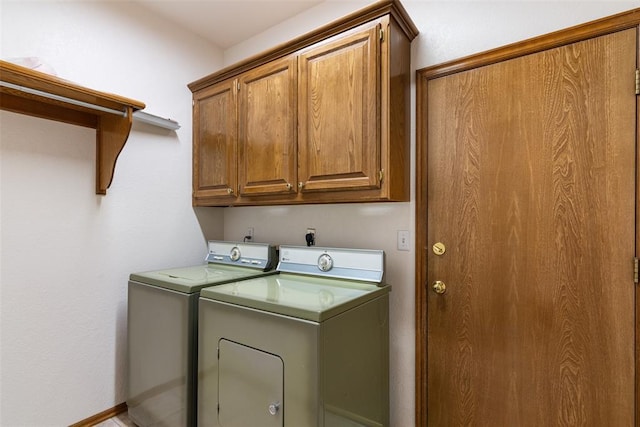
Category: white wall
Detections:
[
  {"x1": 1, "y1": 1, "x2": 638, "y2": 426},
  {"x1": 220, "y1": 1, "x2": 638, "y2": 426},
  {"x1": 0, "y1": 1, "x2": 224, "y2": 425}
]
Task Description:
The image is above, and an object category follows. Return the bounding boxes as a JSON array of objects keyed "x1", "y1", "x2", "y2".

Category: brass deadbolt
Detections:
[{"x1": 432, "y1": 242, "x2": 446, "y2": 256}]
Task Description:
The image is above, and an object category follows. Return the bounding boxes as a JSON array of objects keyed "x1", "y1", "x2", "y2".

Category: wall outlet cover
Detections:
[{"x1": 397, "y1": 230, "x2": 410, "y2": 251}]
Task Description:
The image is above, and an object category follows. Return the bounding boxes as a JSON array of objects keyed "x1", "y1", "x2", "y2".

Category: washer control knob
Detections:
[
  {"x1": 317, "y1": 254, "x2": 333, "y2": 272},
  {"x1": 230, "y1": 246, "x2": 241, "y2": 261},
  {"x1": 268, "y1": 402, "x2": 280, "y2": 415}
]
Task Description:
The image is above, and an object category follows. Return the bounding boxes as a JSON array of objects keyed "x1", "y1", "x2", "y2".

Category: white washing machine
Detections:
[
  {"x1": 127, "y1": 241, "x2": 276, "y2": 427},
  {"x1": 198, "y1": 245, "x2": 390, "y2": 427}
]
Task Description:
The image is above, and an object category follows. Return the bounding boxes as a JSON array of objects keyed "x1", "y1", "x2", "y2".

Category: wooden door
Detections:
[
  {"x1": 298, "y1": 23, "x2": 380, "y2": 193},
  {"x1": 238, "y1": 56, "x2": 297, "y2": 197},
  {"x1": 418, "y1": 26, "x2": 637, "y2": 425},
  {"x1": 193, "y1": 79, "x2": 237, "y2": 201}
]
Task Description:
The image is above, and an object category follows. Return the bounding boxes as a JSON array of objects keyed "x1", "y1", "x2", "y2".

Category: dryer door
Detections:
[{"x1": 218, "y1": 339, "x2": 284, "y2": 427}]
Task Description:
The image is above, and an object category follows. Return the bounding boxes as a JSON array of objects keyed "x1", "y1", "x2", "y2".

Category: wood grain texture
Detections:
[
  {"x1": 238, "y1": 56, "x2": 297, "y2": 196},
  {"x1": 298, "y1": 22, "x2": 380, "y2": 193},
  {"x1": 420, "y1": 27, "x2": 636, "y2": 427},
  {"x1": 192, "y1": 11, "x2": 414, "y2": 207},
  {"x1": 415, "y1": 70, "x2": 429, "y2": 427},
  {"x1": 384, "y1": 16, "x2": 411, "y2": 201},
  {"x1": 0, "y1": 92, "x2": 98, "y2": 128},
  {"x1": 97, "y1": 107, "x2": 133, "y2": 194},
  {"x1": 417, "y1": 9, "x2": 640, "y2": 81},
  {"x1": 192, "y1": 79, "x2": 238, "y2": 202},
  {"x1": 0, "y1": 60, "x2": 144, "y2": 111},
  {"x1": 637, "y1": 29, "x2": 640, "y2": 426}
]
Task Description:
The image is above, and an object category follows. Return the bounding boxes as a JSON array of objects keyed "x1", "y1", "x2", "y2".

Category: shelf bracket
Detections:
[{"x1": 96, "y1": 107, "x2": 134, "y2": 194}]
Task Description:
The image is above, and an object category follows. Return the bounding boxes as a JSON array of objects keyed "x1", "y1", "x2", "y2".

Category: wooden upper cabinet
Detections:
[
  {"x1": 238, "y1": 56, "x2": 297, "y2": 197},
  {"x1": 189, "y1": 0, "x2": 418, "y2": 206},
  {"x1": 193, "y1": 79, "x2": 238, "y2": 201},
  {"x1": 298, "y1": 23, "x2": 380, "y2": 193}
]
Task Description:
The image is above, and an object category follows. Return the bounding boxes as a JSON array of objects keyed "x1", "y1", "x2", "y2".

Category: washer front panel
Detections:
[{"x1": 127, "y1": 282, "x2": 197, "y2": 427}]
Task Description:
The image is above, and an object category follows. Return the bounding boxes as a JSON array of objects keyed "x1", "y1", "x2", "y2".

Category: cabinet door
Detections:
[
  {"x1": 193, "y1": 79, "x2": 237, "y2": 200},
  {"x1": 298, "y1": 24, "x2": 380, "y2": 193},
  {"x1": 238, "y1": 57, "x2": 297, "y2": 196}
]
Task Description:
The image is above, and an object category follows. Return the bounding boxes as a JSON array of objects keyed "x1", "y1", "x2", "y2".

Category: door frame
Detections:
[{"x1": 415, "y1": 8, "x2": 640, "y2": 427}]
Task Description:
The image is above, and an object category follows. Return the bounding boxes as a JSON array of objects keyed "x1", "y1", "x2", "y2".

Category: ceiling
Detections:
[{"x1": 131, "y1": 0, "x2": 325, "y2": 49}]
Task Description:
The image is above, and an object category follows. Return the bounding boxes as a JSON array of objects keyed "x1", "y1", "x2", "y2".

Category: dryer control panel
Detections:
[{"x1": 277, "y1": 245, "x2": 384, "y2": 284}]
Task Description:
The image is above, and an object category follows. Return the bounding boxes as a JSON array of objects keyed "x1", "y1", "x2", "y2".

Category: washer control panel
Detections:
[
  {"x1": 206, "y1": 241, "x2": 276, "y2": 270},
  {"x1": 229, "y1": 246, "x2": 241, "y2": 261}
]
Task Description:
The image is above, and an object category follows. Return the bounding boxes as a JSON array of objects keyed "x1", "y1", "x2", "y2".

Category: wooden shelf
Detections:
[{"x1": 0, "y1": 60, "x2": 146, "y2": 194}]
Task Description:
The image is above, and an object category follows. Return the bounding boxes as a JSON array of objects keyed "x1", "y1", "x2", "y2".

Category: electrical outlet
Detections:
[
  {"x1": 246, "y1": 227, "x2": 254, "y2": 241},
  {"x1": 397, "y1": 230, "x2": 410, "y2": 251}
]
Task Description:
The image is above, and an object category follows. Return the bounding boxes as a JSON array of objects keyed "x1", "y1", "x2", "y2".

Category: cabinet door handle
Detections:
[
  {"x1": 298, "y1": 182, "x2": 305, "y2": 188},
  {"x1": 227, "y1": 188, "x2": 234, "y2": 195}
]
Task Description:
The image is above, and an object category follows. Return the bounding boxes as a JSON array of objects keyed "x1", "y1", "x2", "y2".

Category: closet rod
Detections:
[{"x1": 0, "y1": 80, "x2": 128, "y2": 117}]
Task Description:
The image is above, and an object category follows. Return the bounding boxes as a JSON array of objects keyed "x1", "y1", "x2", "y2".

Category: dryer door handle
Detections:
[{"x1": 268, "y1": 402, "x2": 280, "y2": 415}]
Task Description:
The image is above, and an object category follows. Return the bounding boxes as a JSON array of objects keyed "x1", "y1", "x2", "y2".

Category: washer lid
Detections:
[
  {"x1": 130, "y1": 264, "x2": 276, "y2": 294},
  {"x1": 200, "y1": 273, "x2": 390, "y2": 322}
]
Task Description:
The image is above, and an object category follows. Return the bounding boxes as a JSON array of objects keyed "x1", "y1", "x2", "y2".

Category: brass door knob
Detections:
[{"x1": 432, "y1": 280, "x2": 446, "y2": 294}]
